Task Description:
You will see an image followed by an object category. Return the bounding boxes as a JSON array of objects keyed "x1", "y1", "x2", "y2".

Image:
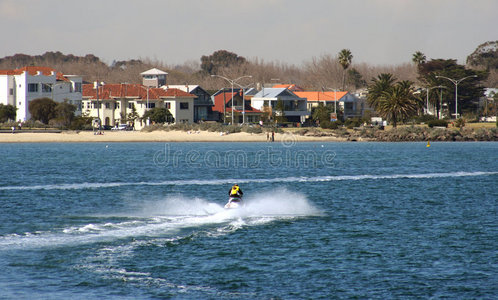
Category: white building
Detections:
[
  {"x1": 251, "y1": 88, "x2": 309, "y2": 123},
  {"x1": 0, "y1": 66, "x2": 82, "y2": 122},
  {"x1": 82, "y1": 83, "x2": 195, "y2": 130}
]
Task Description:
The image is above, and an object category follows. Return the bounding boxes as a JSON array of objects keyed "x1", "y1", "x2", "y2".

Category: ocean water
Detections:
[{"x1": 0, "y1": 141, "x2": 496, "y2": 299}]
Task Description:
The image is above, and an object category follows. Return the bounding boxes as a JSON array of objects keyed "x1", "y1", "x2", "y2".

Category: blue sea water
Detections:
[{"x1": 0, "y1": 141, "x2": 497, "y2": 299}]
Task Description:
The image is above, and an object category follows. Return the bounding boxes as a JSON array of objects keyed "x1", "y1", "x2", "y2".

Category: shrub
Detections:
[
  {"x1": 69, "y1": 116, "x2": 93, "y2": 130},
  {"x1": 344, "y1": 118, "x2": 363, "y2": 129},
  {"x1": 320, "y1": 120, "x2": 339, "y2": 129},
  {"x1": 241, "y1": 125, "x2": 262, "y2": 134},
  {"x1": 427, "y1": 119, "x2": 448, "y2": 128},
  {"x1": 454, "y1": 118, "x2": 465, "y2": 128},
  {"x1": 415, "y1": 114, "x2": 437, "y2": 124}
]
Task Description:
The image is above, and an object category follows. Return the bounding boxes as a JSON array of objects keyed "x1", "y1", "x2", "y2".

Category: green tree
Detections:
[
  {"x1": 376, "y1": 81, "x2": 421, "y2": 128},
  {"x1": 54, "y1": 101, "x2": 76, "y2": 127},
  {"x1": 274, "y1": 99, "x2": 287, "y2": 123},
  {"x1": 412, "y1": 51, "x2": 427, "y2": 65},
  {"x1": 28, "y1": 97, "x2": 57, "y2": 124},
  {"x1": 142, "y1": 107, "x2": 174, "y2": 124},
  {"x1": 261, "y1": 102, "x2": 272, "y2": 123},
  {"x1": 127, "y1": 103, "x2": 139, "y2": 127},
  {"x1": 0, "y1": 104, "x2": 17, "y2": 122},
  {"x1": 347, "y1": 68, "x2": 366, "y2": 89},
  {"x1": 338, "y1": 49, "x2": 353, "y2": 90},
  {"x1": 201, "y1": 50, "x2": 246, "y2": 75},
  {"x1": 367, "y1": 73, "x2": 397, "y2": 111},
  {"x1": 466, "y1": 41, "x2": 498, "y2": 69},
  {"x1": 417, "y1": 59, "x2": 486, "y2": 116},
  {"x1": 311, "y1": 103, "x2": 334, "y2": 125}
]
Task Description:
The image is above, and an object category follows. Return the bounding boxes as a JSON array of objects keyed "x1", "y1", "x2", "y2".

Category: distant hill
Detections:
[
  {"x1": 0, "y1": 51, "x2": 155, "y2": 84},
  {"x1": 466, "y1": 41, "x2": 498, "y2": 69},
  {"x1": 0, "y1": 51, "x2": 103, "y2": 67}
]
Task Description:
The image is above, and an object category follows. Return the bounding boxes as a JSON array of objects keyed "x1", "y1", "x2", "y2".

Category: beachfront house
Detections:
[
  {"x1": 82, "y1": 83, "x2": 195, "y2": 129},
  {"x1": 212, "y1": 88, "x2": 262, "y2": 124},
  {"x1": 250, "y1": 88, "x2": 309, "y2": 123},
  {"x1": 295, "y1": 90, "x2": 364, "y2": 120},
  {"x1": 0, "y1": 66, "x2": 83, "y2": 122},
  {"x1": 165, "y1": 85, "x2": 216, "y2": 122}
]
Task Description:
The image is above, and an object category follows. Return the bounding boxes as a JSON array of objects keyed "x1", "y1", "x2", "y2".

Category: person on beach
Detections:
[{"x1": 228, "y1": 184, "x2": 243, "y2": 200}]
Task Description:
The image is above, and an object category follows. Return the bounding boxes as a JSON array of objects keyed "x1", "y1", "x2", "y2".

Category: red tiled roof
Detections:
[
  {"x1": 0, "y1": 66, "x2": 70, "y2": 81},
  {"x1": 82, "y1": 83, "x2": 194, "y2": 100},
  {"x1": 294, "y1": 91, "x2": 347, "y2": 102},
  {"x1": 272, "y1": 84, "x2": 304, "y2": 91}
]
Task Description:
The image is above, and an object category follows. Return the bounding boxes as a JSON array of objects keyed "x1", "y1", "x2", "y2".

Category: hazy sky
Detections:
[{"x1": 1, "y1": 0, "x2": 496, "y2": 67}]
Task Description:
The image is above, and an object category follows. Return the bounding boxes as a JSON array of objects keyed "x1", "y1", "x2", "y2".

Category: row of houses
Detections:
[{"x1": 0, "y1": 66, "x2": 366, "y2": 129}]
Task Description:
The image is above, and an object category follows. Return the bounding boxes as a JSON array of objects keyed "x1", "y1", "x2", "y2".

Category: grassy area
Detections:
[{"x1": 466, "y1": 122, "x2": 496, "y2": 129}]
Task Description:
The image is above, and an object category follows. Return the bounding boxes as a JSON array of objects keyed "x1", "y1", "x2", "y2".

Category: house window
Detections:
[
  {"x1": 75, "y1": 83, "x2": 82, "y2": 93},
  {"x1": 180, "y1": 102, "x2": 189, "y2": 110},
  {"x1": 165, "y1": 102, "x2": 171, "y2": 109},
  {"x1": 105, "y1": 102, "x2": 110, "y2": 109},
  {"x1": 42, "y1": 84, "x2": 52, "y2": 93},
  {"x1": 9, "y1": 88, "x2": 13, "y2": 95},
  {"x1": 129, "y1": 103, "x2": 133, "y2": 109},
  {"x1": 28, "y1": 83, "x2": 38, "y2": 92},
  {"x1": 147, "y1": 103, "x2": 155, "y2": 109}
]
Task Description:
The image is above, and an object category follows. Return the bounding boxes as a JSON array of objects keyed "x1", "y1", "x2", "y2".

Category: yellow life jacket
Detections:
[{"x1": 230, "y1": 186, "x2": 240, "y2": 196}]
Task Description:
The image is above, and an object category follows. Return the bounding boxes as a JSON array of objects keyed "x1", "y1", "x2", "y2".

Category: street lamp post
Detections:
[
  {"x1": 324, "y1": 87, "x2": 338, "y2": 114},
  {"x1": 94, "y1": 81, "x2": 105, "y2": 132},
  {"x1": 211, "y1": 75, "x2": 252, "y2": 124},
  {"x1": 425, "y1": 85, "x2": 446, "y2": 116},
  {"x1": 435, "y1": 75, "x2": 477, "y2": 119},
  {"x1": 234, "y1": 82, "x2": 254, "y2": 124}
]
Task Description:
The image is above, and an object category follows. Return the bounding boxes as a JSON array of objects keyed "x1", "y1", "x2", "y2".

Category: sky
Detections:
[{"x1": 1, "y1": 0, "x2": 497, "y2": 67}]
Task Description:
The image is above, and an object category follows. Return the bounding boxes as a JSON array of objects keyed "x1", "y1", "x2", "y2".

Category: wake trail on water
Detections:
[
  {"x1": 0, "y1": 189, "x2": 319, "y2": 250},
  {"x1": 1, "y1": 171, "x2": 496, "y2": 191}
]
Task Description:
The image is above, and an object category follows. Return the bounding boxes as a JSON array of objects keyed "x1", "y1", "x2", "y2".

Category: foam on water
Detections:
[
  {"x1": 0, "y1": 188, "x2": 319, "y2": 250},
  {"x1": 1, "y1": 171, "x2": 496, "y2": 191}
]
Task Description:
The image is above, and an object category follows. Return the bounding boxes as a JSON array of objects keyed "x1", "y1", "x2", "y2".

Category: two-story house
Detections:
[
  {"x1": 212, "y1": 88, "x2": 262, "y2": 124},
  {"x1": 165, "y1": 85, "x2": 216, "y2": 122},
  {"x1": 250, "y1": 88, "x2": 309, "y2": 123},
  {"x1": 82, "y1": 83, "x2": 195, "y2": 129},
  {"x1": 0, "y1": 66, "x2": 82, "y2": 122},
  {"x1": 294, "y1": 91, "x2": 364, "y2": 120}
]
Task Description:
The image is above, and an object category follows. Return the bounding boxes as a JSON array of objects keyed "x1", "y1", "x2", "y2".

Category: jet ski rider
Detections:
[{"x1": 228, "y1": 184, "x2": 243, "y2": 201}]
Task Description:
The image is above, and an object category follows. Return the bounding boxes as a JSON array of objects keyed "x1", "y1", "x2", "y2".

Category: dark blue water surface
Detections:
[{"x1": 0, "y1": 142, "x2": 497, "y2": 299}]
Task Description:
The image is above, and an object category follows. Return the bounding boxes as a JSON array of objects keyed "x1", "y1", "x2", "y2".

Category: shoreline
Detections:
[
  {"x1": 0, "y1": 130, "x2": 348, "y2": 143},
  {"x1": 1, "y1": 126, "x2": 496, "y2": 143}
]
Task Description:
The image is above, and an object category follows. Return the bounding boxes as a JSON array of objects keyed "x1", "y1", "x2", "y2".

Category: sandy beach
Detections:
[{"x1": 0, "y1": 130, "x2": 347, "y2": 143}]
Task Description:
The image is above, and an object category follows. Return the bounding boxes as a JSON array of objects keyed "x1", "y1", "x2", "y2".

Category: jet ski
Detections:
[{"x1": 224, "y1": 197, "x2": 243, "y2": 209}]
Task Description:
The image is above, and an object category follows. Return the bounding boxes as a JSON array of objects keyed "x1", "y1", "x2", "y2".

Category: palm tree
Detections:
[
  {"x1": 377, "y1": 81, "x2": 421, "y2": 127},
  {"x1": 367, "y1": 73, "x2": 397, "y2": 110},
  {"x1": 412, "y1": 51, "x2": 426, "y2": 65},
  {"x1": 338, "y1": 49, "x2": 353, "y2": 90}
]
